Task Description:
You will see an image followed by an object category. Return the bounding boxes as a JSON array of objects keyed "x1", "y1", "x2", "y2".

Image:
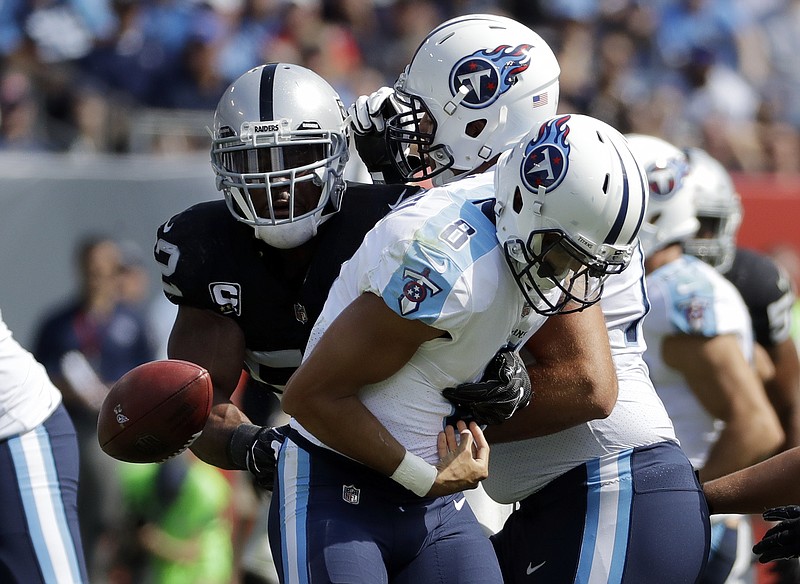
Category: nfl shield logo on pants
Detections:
[{"x1": 342, "y1": 484, "x2": 360, "y2": 505}]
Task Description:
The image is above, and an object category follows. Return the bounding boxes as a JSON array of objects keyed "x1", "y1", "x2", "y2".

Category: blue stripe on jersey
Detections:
[
  {"x1": 381, "y1": 200, "x2": 498, "y2": 325},
  {"x1": 280, "y1": 442, "x2": 311, "y2": 584},
  {"x1": 576, "y1": 450, "x2": 634, "y2": 584},
  {"x1": 9, "y1": 426, "x2": 83, "y2": 584}
]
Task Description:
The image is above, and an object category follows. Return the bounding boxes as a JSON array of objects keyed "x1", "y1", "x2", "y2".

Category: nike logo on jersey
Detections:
[
  {"x1": 526, "y1": 561, "x2": 546, "y2": 575},
  {"x1": 418, "y1": 245, "x2": 448, "y2": 273},
  {"x1": 454, "y1": 497, "x2": 466, "y2": 511},
  {"x1": 162, "y1": 217, "x2": 176, "y2": 233}
]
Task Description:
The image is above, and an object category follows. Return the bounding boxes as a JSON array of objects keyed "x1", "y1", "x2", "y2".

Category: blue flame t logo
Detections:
[
  {"x1": 450, "y1": 44, "x2": 532, "y2": 109},
  {"x1": 520, "y1": 115, "x2": 572, "y2": 193}
]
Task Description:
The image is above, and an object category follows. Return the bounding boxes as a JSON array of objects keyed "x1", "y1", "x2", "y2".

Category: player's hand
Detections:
[
  {"x1": 753, "y1": 506, "x2": 800, "y2": 563},
  {"x1": 442, "y1": 349, "x2": 532, "y2": 425},
  {"x1": 227, "y1": 424, "x2": 287, "y2": 490},
  {"x1": 429, "y1": 420, "x2": 489, "y2": 496},
  {"x1": 348, "y1": 86, "x2": 397, "y2": 135},
  {"x1": 347, "y1": 87, "x2": 407, "y2": 184}
]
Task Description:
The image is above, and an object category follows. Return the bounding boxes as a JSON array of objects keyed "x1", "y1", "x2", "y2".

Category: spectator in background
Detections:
[
  {"x1": 150, "y1": 4, "x2": 230, "y2": 110},
  {"x1": 32, "y1": 234, "x2": 155, "y2": 582},
  {"x1": 115, "y1": 453, "x2": 234, "y2": 584},
  {"x1": 0, "y1": 307, "x2": 88, "y2": 584},
  {"x1": 0, "y1": 68, "x2": 50, "y2": 151}
]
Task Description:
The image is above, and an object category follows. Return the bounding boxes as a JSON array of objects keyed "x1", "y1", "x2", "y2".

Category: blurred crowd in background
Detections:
[{"x1": 1, "y1": 0, "x2": 800, "y2": 174}]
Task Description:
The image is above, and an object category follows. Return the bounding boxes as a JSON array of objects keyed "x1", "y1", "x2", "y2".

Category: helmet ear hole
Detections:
[
  {"x1": 512, "y1": 186, "x2": 523, "y2": 214},
  {"x1": 466, "y1": 119, "x2": 487, "y2": 138}
]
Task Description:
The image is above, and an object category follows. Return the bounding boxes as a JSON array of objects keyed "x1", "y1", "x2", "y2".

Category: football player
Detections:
[
  {"x1": 684, "y1": 147, "x2": 800, "y2": 452},
  {"x1": 684, "y1": 147, "x2": 800, "y2": 583},
  {"x1": 629, "y1": 134, "x2": 784, "y2": 584},
  {"x1": 275, "y1": 114, "x2": 646, "y2": 584},
  {"x1": 154, "y1": 63, "x2": 422, "y2": 470},
  {"x1": 0, "y1": 308, "x2": 88, "y2": 583},
  {"x1": 153, "y1": 62, "x2": 529, "y2": 582},
  {"x1": 350, "y1": 14, "x2": 710, "y2": 583}
]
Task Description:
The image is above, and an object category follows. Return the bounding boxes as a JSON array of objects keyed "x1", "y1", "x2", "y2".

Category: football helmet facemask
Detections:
[
  {"x1": 210, "y1": 63, "x2": 349, "y2": 248},
  {"x1": 682, "y1": 147, "x2": 742, "y2": 273},
  {"x1": 387, "y1": 14, "x2": 560, "y2": 187},
  {"x1": 626, "y1": 134, "x2": 697, "y2": 258},
  {"x1": 495, "y1": 114, "x2": 647, "y2": 315}
]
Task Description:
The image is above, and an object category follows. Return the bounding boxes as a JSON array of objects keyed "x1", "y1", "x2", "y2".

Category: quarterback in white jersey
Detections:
[
  {"x1": 293, "y1": 172, "x2": 545, "y2": 463},
  {"x1": 0, "y1": 309, "x2": 88, "y2": 583},
  {"x1": 269, "y1": 114, "x2": 645, "y2": 584},
  {"x1": 629, "y1": 134, "x2": 783, "y2": 584}
]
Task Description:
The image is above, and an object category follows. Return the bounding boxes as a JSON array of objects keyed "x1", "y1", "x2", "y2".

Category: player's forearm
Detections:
[
  {"x1": 285, "y1": 393, "x2": 407, "y2": 477},
  {"x1": 484, "y1": 385, "x2": 613, "y2": 444},
  {"x1": 486, "y1": 364, "x2": 616, "y2": 443},
  {"x1": 703, "y1": 446, "x2": 800, "y2": 514},
  {"x1": 190, "y1": 398, "x2": 250, "y2": 469}
]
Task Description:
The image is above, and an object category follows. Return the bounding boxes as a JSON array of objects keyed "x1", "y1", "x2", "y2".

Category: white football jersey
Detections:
[
  {"x1": 0, "y1": 308, "x2": 62, "y2": 440},
  {"x1": 643, "y1": 254, "x2": 753, "y2": 470},
  {"x1": 484, "y1": 244, "x2": 678, "y2": 503},
  {"x1": 292, "y1": 173, "x2": 548, "y2": 463}
]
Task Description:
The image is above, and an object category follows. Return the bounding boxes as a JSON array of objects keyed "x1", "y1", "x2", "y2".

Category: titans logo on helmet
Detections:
[
  {"x1": 520, "y1": 115, "x2": 572, "y2": 193},
  {"x1": 646, "y1": 158, "x2": 687, "y2": 200},
  {"x1": 450, "y1": 44, "x2": 532, "y2": 109}
]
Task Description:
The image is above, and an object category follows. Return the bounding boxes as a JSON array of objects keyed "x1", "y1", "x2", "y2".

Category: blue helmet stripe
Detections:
[
  {"x1": 627, "y1": 155, "x2": 648, "y2": 245},
  {"x1": 603, "y1": 145, "x2": 630, "y2": 245},
  {"x1": 604, "y1": 142, "x2": 646, "y2": 245}
]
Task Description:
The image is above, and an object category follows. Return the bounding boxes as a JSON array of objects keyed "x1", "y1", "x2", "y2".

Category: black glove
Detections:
[
  {"x1": 348, "y1": 87, "x2": 407, "y2": 185},
  {"x1": 227, "y1": 423, "x2": 287, "y2": 491},
  {"x1": 442, "y1": 349, "x2": 532, "y2": 425},
  {"x1": 753, "y1": 506, "x2": 800, "y2": 563}
]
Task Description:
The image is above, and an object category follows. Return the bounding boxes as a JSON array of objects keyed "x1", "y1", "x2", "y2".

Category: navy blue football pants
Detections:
[
  {"x1": 268, "y1": 428, "x2": 503, "y2": 584},
  {"x1": 0, "y1": 404, "x2": 88, "y2": 583},
  {"x1": 491, "y1": 441, "x2": 710, "y2": 584}
]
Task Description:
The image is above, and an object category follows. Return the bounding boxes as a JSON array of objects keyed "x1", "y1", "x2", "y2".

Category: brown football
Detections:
[{"x1": 97, "y1": 359, "x2": 213, "y2": 463}]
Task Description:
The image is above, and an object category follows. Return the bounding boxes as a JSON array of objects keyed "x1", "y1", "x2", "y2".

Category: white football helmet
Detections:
[
  {"x1": 210, "y1": 63, "x2": 349, "y2": 248},
  {"x1": 625, "y1": 134, "x2": 697, "y2": 258},
  {"x1": 495, "y1": 114, "x2": 648, "y2": 315},
  {"x1": 682, "y1": 147, "x2": 742, "y2": 273},
  {"x1": 387, "y1": 14, "x2": 560, "y2": 186}
]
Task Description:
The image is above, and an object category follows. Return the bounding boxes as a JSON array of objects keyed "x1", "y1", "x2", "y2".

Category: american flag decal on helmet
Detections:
[{"x1": 532, "y1": 93, "x2": 548, "y2": 108}]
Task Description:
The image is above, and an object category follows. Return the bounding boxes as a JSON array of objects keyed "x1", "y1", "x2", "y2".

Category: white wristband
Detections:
[{"x1": 390, "y1": 450, "x2": 437, "y2": 497}]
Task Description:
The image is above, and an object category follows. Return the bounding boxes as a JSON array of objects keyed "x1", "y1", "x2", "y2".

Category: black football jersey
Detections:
[
  {"x1": 154, "y1": 182, "x2": 421, "y2": 387},
  {"x1": 724, "y1": 247, "x2": 795, "y2": 348}
]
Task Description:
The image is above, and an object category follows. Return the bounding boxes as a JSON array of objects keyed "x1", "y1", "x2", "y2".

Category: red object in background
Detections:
[
  {"x1": 97, "y1": 359, "x2": 213, "y2": 463},
  {"x1": 734, "y1": 174, "x2": 800, "y2": 254},
  {"x1": 732, "y1": 174, "x2": 800, "y2": 584}
]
